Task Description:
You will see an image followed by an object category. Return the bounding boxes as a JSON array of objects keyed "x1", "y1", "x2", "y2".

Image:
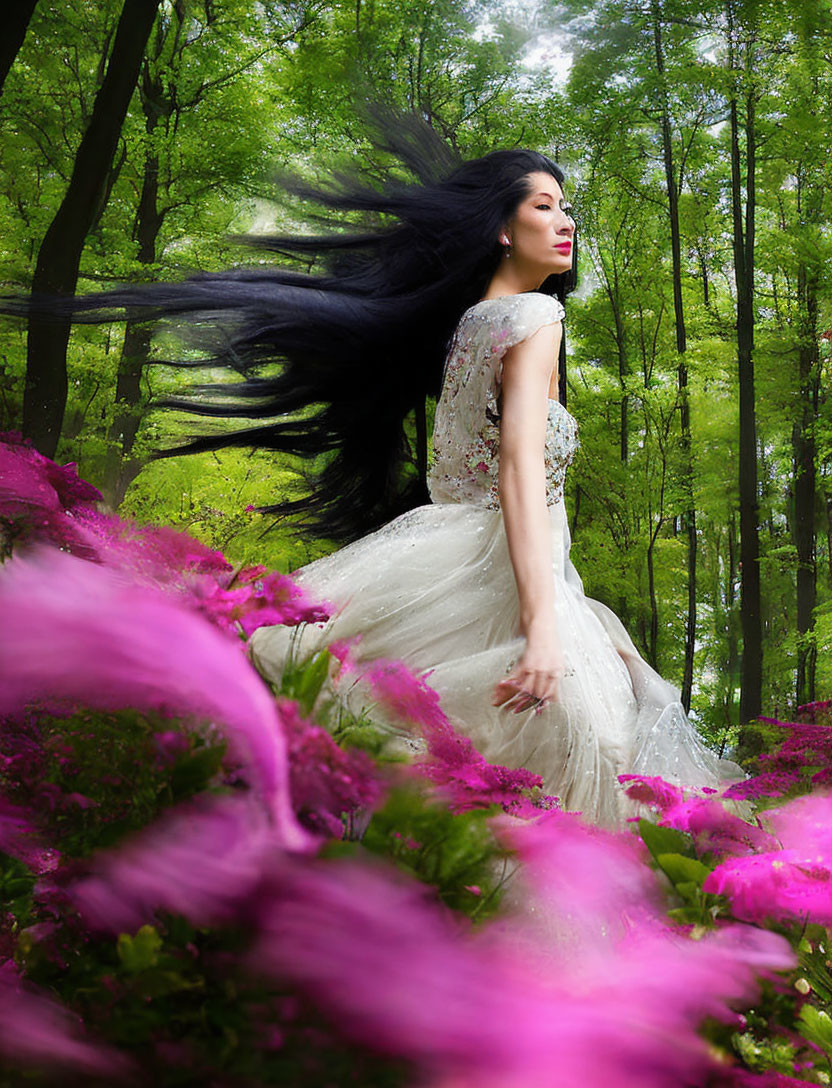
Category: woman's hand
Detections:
[{"x1": 492, "y1": 623, "x2": 565, "y2": 714}]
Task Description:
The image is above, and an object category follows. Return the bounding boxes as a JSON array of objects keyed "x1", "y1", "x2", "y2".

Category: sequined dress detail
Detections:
[
  {"x1": 250, "y1": 292, "x2": 741, "y2": 825},
  {"x1": 429, "y1": 294, "x2": 577, "y2": 509}
]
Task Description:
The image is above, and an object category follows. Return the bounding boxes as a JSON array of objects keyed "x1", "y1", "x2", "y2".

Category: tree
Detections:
[
  {"x1": 101, "y1": 0, "x2": 317, "y2": 505},
  {"x1": 647, "y1": 0, "x2": 700, "y2": 710},
  {"x1": 722, "y1": 0, "x2": 764, "y2": 732},
  {"x1": 23, "y1": 0, "x2": 161, "y2": 457},
  {"x1": 0, "y1": 0, "x2": 39, "y2": 100}
]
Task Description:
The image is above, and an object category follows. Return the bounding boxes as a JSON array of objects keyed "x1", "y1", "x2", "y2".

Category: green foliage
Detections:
[
  {"x1": 0, "y1": 688, "x2": 497, "y2": 1084},
  {"x1": 0, "y1": 708, "x2": 227, "y2": 859},
  {"x1": 362, "y1": 785, "x2": 510, "y2": 922},
  {"x1": 120, "y1": 445, "x2": 335, "y2": 571},
  {"x1": 4, "y1": 0, "x2": 830, "y2": 736}
]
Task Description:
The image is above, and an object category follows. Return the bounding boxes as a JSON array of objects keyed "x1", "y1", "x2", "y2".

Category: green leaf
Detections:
[
  {"x1": 637, "y1": 818, "x2": 696, "y2": 861},
  {"x1": 170, "y1": 743, "x2": 226, "y2": 797},
  {"x1": 667, "y1": 906, "x2": 704, "y2": 925},
  {"x1": 117, "y1": 925, "x2": 163, "y2": 974},
  {"x1": 672, "y1": 880, "x2": 701, "y2": 905},
  {"x1": 283, "y1": 649, "x2": 332, "y2": 716},
  {"x1": 655, "y1": 853, "x2": 711, "y2": 888},
  {"x1": 798, "y1": 1004, "x2": 832, "y2": 1057}
]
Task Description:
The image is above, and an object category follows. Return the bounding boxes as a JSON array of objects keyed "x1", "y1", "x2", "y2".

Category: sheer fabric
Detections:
[{"x1": 250, "y1": 292, "x2": 741, "y2": 825}]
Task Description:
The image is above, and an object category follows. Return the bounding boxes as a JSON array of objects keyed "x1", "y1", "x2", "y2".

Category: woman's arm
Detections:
[{"x1": 491, "y1": 320, "x2": 565, "y2": 714}]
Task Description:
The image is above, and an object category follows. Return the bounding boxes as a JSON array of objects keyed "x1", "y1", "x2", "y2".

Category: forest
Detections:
[
  {"x1": 2, "y1": 1, "x2": 832, "y2": 1085},
  {"x1": 2, "y1": 0, "x2": 829, "y2": 744}
]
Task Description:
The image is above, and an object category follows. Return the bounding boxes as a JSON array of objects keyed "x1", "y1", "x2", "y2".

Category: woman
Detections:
[
  {"x1": 229, "y1": 153, "x2": 740, "y2": 826},
  {"x1": 14, "y1": 146, "x2": 740, "y2": 823}
]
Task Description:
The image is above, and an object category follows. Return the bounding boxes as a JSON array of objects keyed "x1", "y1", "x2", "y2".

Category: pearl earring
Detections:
[{"x1": 501, "y1": 235, "x2": 512, "y2": 258}]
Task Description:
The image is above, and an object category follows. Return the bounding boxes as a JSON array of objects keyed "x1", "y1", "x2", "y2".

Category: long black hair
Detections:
[{"x1": 24, "y1": 144, "x2": 574, "y2": 542}]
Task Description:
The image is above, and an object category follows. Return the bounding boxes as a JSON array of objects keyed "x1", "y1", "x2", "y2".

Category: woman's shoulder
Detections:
[{"x1": 455, "y1": 292, "x2": 564, "y2": 356}]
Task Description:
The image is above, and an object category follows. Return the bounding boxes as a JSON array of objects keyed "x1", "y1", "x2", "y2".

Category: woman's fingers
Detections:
[{"x1": 492, "y1": 670, "x2": 560, "y2": 713}]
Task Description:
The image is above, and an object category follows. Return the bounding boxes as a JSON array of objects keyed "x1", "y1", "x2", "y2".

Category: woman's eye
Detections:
[{"x1": 536, "y1": 203, "x2": 552, "y2": 210}]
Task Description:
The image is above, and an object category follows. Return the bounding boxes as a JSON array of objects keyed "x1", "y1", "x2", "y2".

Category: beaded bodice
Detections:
[{"x1": 428, "y1": 293, "x2": 579, "y2": 509}]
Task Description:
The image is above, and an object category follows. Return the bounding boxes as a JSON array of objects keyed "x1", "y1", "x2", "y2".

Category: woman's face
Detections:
[{"x1": 504, "y1": 171, "x2": 574, "y2": 279}]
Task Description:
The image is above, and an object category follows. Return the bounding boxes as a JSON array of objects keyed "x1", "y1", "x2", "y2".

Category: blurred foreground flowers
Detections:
[{"x1": 0, "y1": 433, "x2": 831, "y2": 1086}]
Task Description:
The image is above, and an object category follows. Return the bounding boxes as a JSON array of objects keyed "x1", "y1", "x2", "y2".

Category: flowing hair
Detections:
[{"x1": 19, "y1": 143, "x2": 574, "y2": 542}]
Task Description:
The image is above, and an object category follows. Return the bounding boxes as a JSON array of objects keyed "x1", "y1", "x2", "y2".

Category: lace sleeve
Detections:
[{"x1": 491, "y1": 292, "x2": 565, "y2": 391}]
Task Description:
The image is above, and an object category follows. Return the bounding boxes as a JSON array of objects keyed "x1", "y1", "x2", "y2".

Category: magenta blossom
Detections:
[
  {"x1": 704, "y1": 793, "x2": 832, "y2": 926},
  {"x1": 78, "y1": 512, "x2": 232, "y2": 580},
  {"x1": 797, "y1": 699, "x2": 832, "y2": 724},
  {"x1": 730, "y1": 717, "x2": 832, "y2": 800},
  {"x1": 706, "y1": 852, "x2": 832, "y2": 927},
  {"x1": 0, "y1": 433, "x2": 102, "y2": 507},
  {"x1": 0, "y1": 548, "x2": 312, "y2": 849},
  {"x1": 619, "y1": 774, "x2": 686, "y2": 812},
  {"x1": 0, "y1": 436, "x2": 102, "y2": 555},
  {"x1": 277, "y1": 697, "x2": 385, "y2": 838},
  {"x1": 335, "y1": 652, "x2": 558, "y2": 817},
  {"x1": 191, "y1": 567, "x2": 331, "y2": 638},
  {"x1": 0, "y1": 797, "x2": 60, "y2": 874},
  {"x1": 618, "y1": 776, "x2": 775, "y2": 859},
  {"x1": 0, "y1": 960, "x2": 129, "y2": 1078},
  {"x1": 658, "y1": 797, "x2": 777, "y2": 858},
  {"x1": 248, "y1": 850, "x2": 793, "y2": 1088},
  {"x1": 722, "y1": 772, "x2": 802, "y2": 801},
  {"x1": 495, "y1": 809, "x2": 663, "y2": 951},
  {"x1": 71, "y1": 793, "x2": 279, "y2": 932}
]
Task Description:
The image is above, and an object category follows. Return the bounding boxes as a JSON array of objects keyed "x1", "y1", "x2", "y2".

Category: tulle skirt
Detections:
[{"x1": 249, "y1": 500, "x2": 742, "y2": 826}]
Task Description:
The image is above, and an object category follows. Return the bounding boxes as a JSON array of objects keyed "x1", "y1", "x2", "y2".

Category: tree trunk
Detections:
[
  {"x1": 0, "y1": 0, "x2": 39, "y2": 100},
  {"x1": 101, "y1": 141, "x2": 163, "y2": 504},
  {"x1": 606, "y1": 267, "x2": 628, "y2": 464},
  {"x1": 650, "y1": 0, "x2": 697, "y2": 710},
  {"x1": 23, "y1": 0, "x2": 160, "y2": 457},
  {"x1": 721, "y1": 515, "x2": 741, "y2": 750},
  {"x1": 793, "y1": 224, "x2": 819, "y2": 707},
  {"x1": 647, "y1": 530, "x2": 659, "y2": 667},
  {"x1": 728, "y1": 49, "x2": 762, "y2": 737}
]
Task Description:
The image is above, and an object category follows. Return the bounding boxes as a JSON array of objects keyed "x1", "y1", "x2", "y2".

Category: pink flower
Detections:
[
  {"x1": 0, "y1": 961, "x2": 129, "y2": 1077},
  {"x1": 659, "y1": 797, "x2": 777, "y2": 858},
  {"x1": 338, "y1": 654, "x2": 558, "y2": 817},
  {"x1": 247, "y1": 850, "x2": 793, "y2": 1088},
  {"x1": 703, "y1": 793, "x2": 832, "y2": 926},
  {"x1": 0, "y1": 797, "x2": 59, "y2": 874},
  {"x1": 0, "y1": 436, "x2": 101, "y2": 555},
  {"x1": 704, "y1": 853, "x2": 832, "y2": 926},
  {"x1": 71, "y1": 793, "x2": 278, "y2": 932},
  {"x1": 722, "y1": 772, "x2": 801, "y2": 800},
  {"x1": 192, "y1": 567, "x2": 331, "y2": 638},
  {"x1": 74, "y1": 511, "x2": 232, "y2": 579},
  {"x1": 619, "y1": 774, "x2": 685, "y2": 812},
  {"x1": 277, "y1": 697, "x2": 385, "y2": 838},
  {"x1": 496, "y1": 809, "x2": 664, "y2": 950},
  {"x1": 0, "y1": 548, "x2": 311, "y2": 849},
  {"x1": 359, "y1": 658, "x2": 448, "y2": 733}
]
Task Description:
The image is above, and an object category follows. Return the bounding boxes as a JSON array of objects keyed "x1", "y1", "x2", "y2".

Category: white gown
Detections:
[{"x1": 250, "y1": 292, "x2": 741, "y2": 826}]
